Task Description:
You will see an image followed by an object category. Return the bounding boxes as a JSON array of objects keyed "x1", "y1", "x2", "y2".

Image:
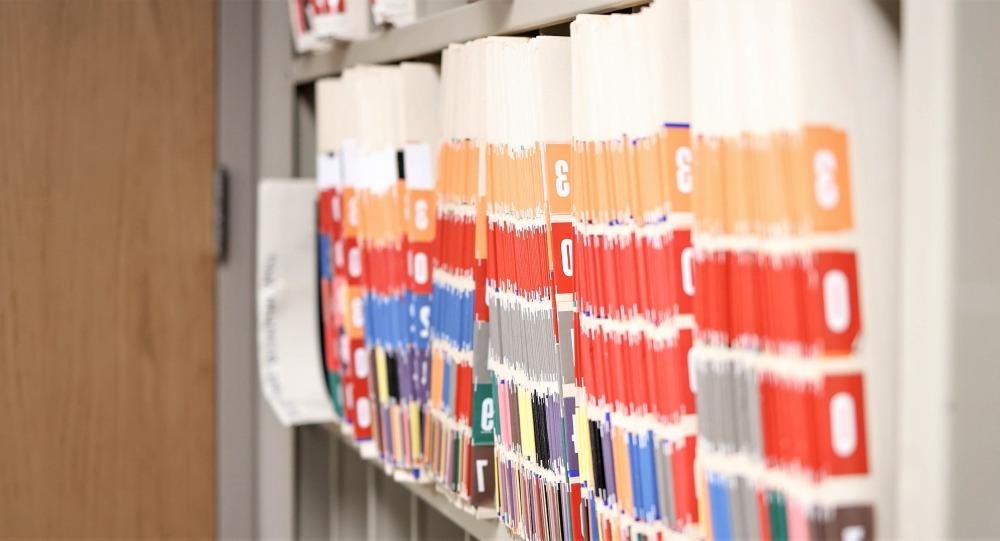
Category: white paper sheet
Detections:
[{"x1": 257, "y1": 178, "x2": 337, "y2": 426}]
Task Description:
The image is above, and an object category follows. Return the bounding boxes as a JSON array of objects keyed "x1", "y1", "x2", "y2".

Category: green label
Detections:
[
  {"x1": 471, "y1": 382, "x2": 496, "y2": 446},
  {"x1": 327, "y1": 372, "x2": 344, "y2": 418}
]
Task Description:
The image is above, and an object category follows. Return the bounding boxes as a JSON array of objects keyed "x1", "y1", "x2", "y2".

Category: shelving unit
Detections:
[{"x1": 214, "y1": 1, "x2": 1000, "y2": 539}]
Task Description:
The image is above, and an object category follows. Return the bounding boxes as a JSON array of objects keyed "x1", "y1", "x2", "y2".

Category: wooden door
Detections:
[{"x1": 0, "y1": 1, "x2": 216, "y2": 537}]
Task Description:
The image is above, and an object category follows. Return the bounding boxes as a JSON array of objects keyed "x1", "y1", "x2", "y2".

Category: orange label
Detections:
[
  {"x1": 545, "y1": 143, "x2": 573, "y2": 216},
  {"x1": 341, "y1": 187, "x2": 359, "y2": 238},
  {"x1": 407, "y1": 189, "x2": 436, "y2": 243},
  {"x1": 802, "y1": 125, "x2": 853, "y2": 233},
  {"x1": 465, "y1": 141, "x2": 479, "y2": 201},
  {"x1": 429, "y1": 348, "x2": 443, "y2": 409},
  {"x1": 721, "y1": 135, "x2": 751, "y2": 234},
  {"x1": 634, "y1": 136, "x2": 663, "y2": 221},
  {"x1": 692, "y1": 135, "x2": 723, "y2": 235},
  {"x1": 607, "y1": 140, "x2": 631, "y2": 222},
  {"x1": 344, "y1": 285, "x2": 365, "y2": 339},
  {"x1": 571, "y1": 141, "x2": 591, "y2": 222},
  {"x1": 591, "y1": 143, "x2": 611, "y2": 223},
  {"x1": 663, "y1": 125, "x2": 693, "y2": 213},
  {"x1": 474, "y1": 194, "x2": 487, "y2": 260},
  {"x1": 751, "y1": 134, "x2": 788, "y2": 235}
]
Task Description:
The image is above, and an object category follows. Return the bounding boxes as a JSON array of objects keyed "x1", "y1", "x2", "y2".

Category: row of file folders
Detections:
[{"x1": 304, "y1": 1, "x2": 876, "y2": 540}]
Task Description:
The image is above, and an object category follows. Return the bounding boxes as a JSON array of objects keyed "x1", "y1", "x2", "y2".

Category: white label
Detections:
[
  {"x1": 404, "y1": 143, "x2": 434, "y2": 190},
  {"x1": 354, "y1": 346, "x2": 369, "y2": 378},
  {"x1": 841, "y1": 525, "x2": 865, "y2": 541},
  {"x1": 368, "y1": 148, "x2": 399, "y2": 193},
  {"x1": 560, "y1": 238, "x2": 573, "y2": 277},
  {"x1": 348, "y1": 246, "x2": 362, "y2": 278},
  {"x1": 675, "y1": 146, "x2": 693, "y2": 194},
  {"x1": 554, "y1": 159, "x2": 570, "y2": 198},
  {"x1": 814, "y1": 148, "x2": 840, "y2": 209},
  {"x1": 681, "y1": 247, "x2": 695, "y2": 296},
  {"x1": 480, "y1": 397, "x2": 495, "y2": 432},
  {"x1": 317, "y1": 153, "x2": 341, "y2": 189},
  {"x1": 413, "y1": 252, "x2": 429, "y2": 285},
  {"x1": 823, "y1": 269, "x2": 851, "y2": 333},
  {"x1": 829, "y1": 391, "x2": 858, "y2": 457}
]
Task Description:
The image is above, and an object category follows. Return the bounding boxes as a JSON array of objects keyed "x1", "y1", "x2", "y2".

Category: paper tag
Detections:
[
  {"x1": 317, "y1": 152, "x2": 342, "y2": 189},
  {"x1": 404, "y1": 143, "x2": 435, "y2": 190}
]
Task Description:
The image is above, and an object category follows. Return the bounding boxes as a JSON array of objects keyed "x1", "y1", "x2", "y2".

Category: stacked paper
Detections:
[
  {"x1": 316, "y1": 63, "x2": 440, "y2": 477},
  {"x1": 689, "y1": 1, "x2": 873, "y2": 539},
  {"x1": 306, "y1": 1, "x2": 879, "y2": 536},
  {"x1": 424, "y1": 41, "x2": 497, "y2": 511},
  {"x1": 569, "y1": 2, "x2": 700, "y2": 540},
  {"x1": 469, "y1": 35, "x2": 586, "y2": 540}
]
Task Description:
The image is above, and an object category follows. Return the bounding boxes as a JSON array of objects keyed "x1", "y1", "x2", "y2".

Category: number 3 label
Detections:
[
  {"x1": 545, "y1": 144, "x2": 573, "y2": 215},
  {"x1": 414, "y1": 199, "x2": 429, "y2": 230},
  {"x1": 814, "y1": 148, "x2": 839, "y2": 209},
  {"x1": 675, "y1": 146, "x2": 692, "y2": 194},
  {"x1": 803, "y1": 125, "x2": 853, "y2": 232},
  {"x1": 554, "y1": 159, "x2": 570, "y2": 197}
]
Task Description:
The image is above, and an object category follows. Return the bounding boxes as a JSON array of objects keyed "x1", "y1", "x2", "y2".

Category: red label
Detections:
[
  {"x1": 551, "y1": 221, "x2": 575, "y2": 295},
  {"x1": 760, "y1": 253, "x2": 807, "y2": 353},
  {"x1": 815, "y1": 373, "x2": 869, "y2": 476},
  {"x1": 352, "y1": 371, "x2": 373, "y2": 441},
  {"x1": 455, "y1": 364, "x2": 473, "y2": 423},
  {"x1": 670, "y1": 229, "x2": 695, "y2": 316},
  {"x1": 570, "y1": 482, "x2": 584, "y2": 541},
  {"x1": 671, "y1": 435, "x2": 699, "y2": 528},
  {"x1": 409, "y1": 241, "x2": 434, "y2": 295},
  {"x1": 802, "y1": 251, "x2": 862, "y2": 356},
  {"x1": 473, "y1": 259, "x2": 489, "y2": 322},
  {"x1": 669, "y1": 329, "x2": 695, "y2": 419}
]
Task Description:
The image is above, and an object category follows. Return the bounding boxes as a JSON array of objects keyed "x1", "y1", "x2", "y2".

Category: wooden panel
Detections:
[{"x1": 0, "y1": 0, "x2": 216, "y2": 537}]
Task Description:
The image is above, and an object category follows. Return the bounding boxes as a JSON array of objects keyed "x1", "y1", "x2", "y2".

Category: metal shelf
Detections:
[
  {"x1": 291, "y1": 0, "x2": 648, "y2": 84},
  {"x1": 323, "y1": 424, "x2": 511, "y2": 541}
]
